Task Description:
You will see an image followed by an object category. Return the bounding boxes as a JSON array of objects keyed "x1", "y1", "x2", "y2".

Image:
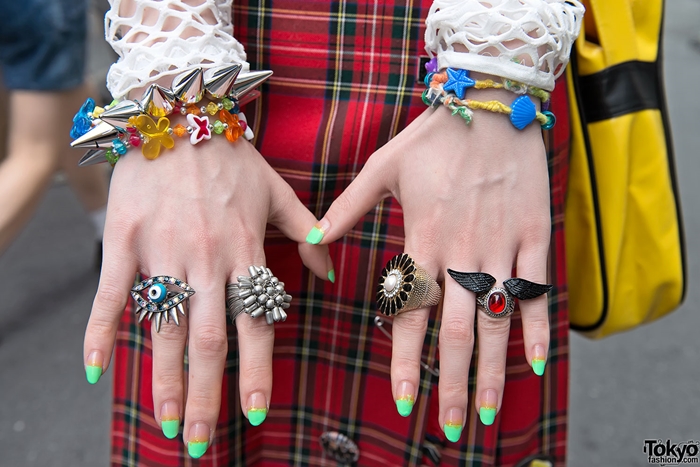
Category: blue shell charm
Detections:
[{"x1": 509, "y1": 96, "x2": 537, "y2": 130}]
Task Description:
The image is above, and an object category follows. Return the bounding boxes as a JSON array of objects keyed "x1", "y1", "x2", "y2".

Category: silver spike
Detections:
[
  {"x1": 71, "y1": 121, "x2": 121, "y2": 148},
  {"x1": 170, "y1": 308, "x2": 180, "y2": 326},
  {"x1": 231, "y1": 70, "x2": 273, "y2": 100},
  {"x1": 138, "y1": 309, "x2": 148, "y2": 323},
  {"x1": 164, "y1": 309, "x2": 169, "y2": 323},
  {"x1": 99, "y1": 100, "x2": 143, "y2": 128},
  {"x1": 204, "y1": 64, "x2": 242, "y2": 99},
  {"x1": 78, "y1": 149, "x2": 108, "y2": 167},
  {"x1": 177, "y1": 303, "x2": 186, "y2": 316},
  {"x1": 155, "y1": 313, "x2": 162, "y2": 333},
  {"x1": 141, "y1": 84, "x2": 176, "y2": 117},
  {"x1": 147, "y1": 311, "x2": 154, "y2": 321},
  {"x1": 171, "y1": 68, "x2": 204, "y2": 104}
]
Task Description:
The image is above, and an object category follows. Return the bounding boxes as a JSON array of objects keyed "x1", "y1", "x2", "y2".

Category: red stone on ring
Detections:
[{"x1": 487, "y1": 291, "x2": 506, "y2": 314}]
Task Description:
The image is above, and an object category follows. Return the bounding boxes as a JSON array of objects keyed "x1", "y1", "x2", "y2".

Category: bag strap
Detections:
[{"x1": 586, "y1": 0, "x2": 663, "y2": 65}]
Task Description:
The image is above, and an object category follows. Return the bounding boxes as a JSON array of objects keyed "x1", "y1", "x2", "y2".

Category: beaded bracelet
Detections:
[
  {"x1": 423, "y1": 60, "x2": 551, "y2": 103},
  {"x1": 422, "y1": 68, "x2": 555, "y2": 130},
  {"x1": 70, "y1": 64, "x2": 272, "y2": 166}
]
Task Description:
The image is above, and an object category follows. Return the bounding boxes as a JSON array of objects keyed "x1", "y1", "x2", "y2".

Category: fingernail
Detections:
[
  {"x1": 326, "y1": 254, "x2": 335, "y2": 283},
  {"x1": 187, "y1": 423, "x2": 210, "y2": 459},
  {"x1": 247, "y1": 392, "x2": 268, "y2": 426},
  {"x1": 532, "y1": 344, "x2": 547, "y2": 376},
  {"x1": 395, "y1": 381, "x2": 415, "y2": 417},
  {"x1": 85, "y1": 351, "x2": 103, "y2": 385},
  {"x1": 160, "y1": 401, "x2": 180, "y2": 439},
  {"x1": 479, "y1": 389, "x2": 498, "y2": 426},
  {"x1": 305, "y1": 219, "x2": 330, "y2": 245},
  {"x1": 443, "y1": 408, "x2": 464, "y2": 442}
]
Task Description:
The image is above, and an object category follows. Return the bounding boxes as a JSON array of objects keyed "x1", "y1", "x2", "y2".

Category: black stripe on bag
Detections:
[{"x1": 579, "y1": 60, "x2": 660, "y2": 122}]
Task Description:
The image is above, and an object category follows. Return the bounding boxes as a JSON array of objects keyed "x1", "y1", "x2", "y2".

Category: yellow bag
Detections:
[{"x1": 565, "y1": 0, "x2": 686, "y2": 338}]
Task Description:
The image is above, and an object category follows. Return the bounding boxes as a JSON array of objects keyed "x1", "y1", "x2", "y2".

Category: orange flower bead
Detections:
[{"x1": 219, "y1": 110, "x2": 243, "y2": 143}]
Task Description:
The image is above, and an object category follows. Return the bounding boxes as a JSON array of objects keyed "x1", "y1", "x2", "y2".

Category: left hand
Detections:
[{"x1": 305, "y1": 90, "x2": 552, "y2": 439}]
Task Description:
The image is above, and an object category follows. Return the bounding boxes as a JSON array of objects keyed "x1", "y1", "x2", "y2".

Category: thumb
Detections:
[
  {"x1": 267, "y1": 174, "x2": 334, "y2": 282},
  {"x1": 304, "y1": 154, "x2": 393, "y2": 246}
]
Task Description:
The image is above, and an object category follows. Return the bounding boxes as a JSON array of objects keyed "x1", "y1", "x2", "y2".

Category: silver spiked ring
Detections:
[
  {"x1": 131, "y1": 276, "x2": 195, "y2": 332},
  {"x1": 226, "y1": 266, "x2": 292, "y2": 325}
]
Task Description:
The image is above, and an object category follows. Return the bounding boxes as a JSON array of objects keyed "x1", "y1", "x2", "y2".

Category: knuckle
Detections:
[
  {"x1": 440, "y1": 379, "x2": 469, "y2": 397},
  {"x1": 95, "y1": 283, "x2": 128, "y2": 312},
  {"x1": 153, "y1": 367, "x2": 182, "y2": 391},
  {"x1": 192, "y1": 327, "x2": 228, "y2": 357},
  {"x1": 478, "y1": 316, "x2": 512, "y2": 338},
  {"x1": 440, "y1": 317, "x2": 475, "y2": 347},
  {"x1": 240, "y1": 360, "x2": 271, "y2": 385},
  {"x1": 395, "y1": 312, "x2": 428, "y2": 336},
  {"x1": 87, "y1": 316, "x2": 115, "y2": 342},
  {"x1": 478, "y1": 361, "x2": 507, "y2": 381},
  {"x1": 391, "y1": 353, "x2": 421, "y2": 376}
]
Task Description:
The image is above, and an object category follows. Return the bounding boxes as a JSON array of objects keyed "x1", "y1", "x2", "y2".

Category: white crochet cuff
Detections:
[
  {"x1": 105, "y1": 0, "x2": 249, "y2": 99},
  {"x1": 424, "y1": 0, "x2": 585, "y2": 91}
]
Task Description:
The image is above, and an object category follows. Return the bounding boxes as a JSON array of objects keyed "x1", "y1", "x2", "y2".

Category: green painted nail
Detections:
[
  {"x1": 395, "y1": 398, "x2": 414, "y2": 417},
  {"x1": 85, "y1": 365, "x2": 102, "y2": 385},
  {"x1": 305, "y1": 226, "x2": 324, "y2": 245},
  {"x1": 248, "y1": 408, "x2": 268, "y2": 426},
  {"x1": 444, "y1": 423, "x2": 463, "y2": 442},
  {"x1": 188, "y1": 441, "x2": 208, "y2": 459},
  {"x1": 328, "y1": 269, "x2": 336, "y2": 283},
  {"x1": 161, "y1": 419, "x2": 179, "y2": 439},
  {"x1": 480, "y1": 407, "x2": 497, "y2": 426},
  {"x1": 532, "y1": 358, "x2": 546, "y2": 376}
]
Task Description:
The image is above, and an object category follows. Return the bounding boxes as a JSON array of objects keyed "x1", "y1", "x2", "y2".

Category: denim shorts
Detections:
[{"x1": 0, "y1": 0, "x2": 87, "y2": 91}]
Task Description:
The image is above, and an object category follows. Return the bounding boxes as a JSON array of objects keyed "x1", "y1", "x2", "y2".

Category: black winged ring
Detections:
[{"x1": 446, "y1": 269, "x2": 552, "y2": 300}]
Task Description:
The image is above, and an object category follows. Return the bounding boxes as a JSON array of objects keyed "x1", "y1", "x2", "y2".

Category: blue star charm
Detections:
[{"x1": 443, "y1": 68, "x2": 475, "y2": 99}]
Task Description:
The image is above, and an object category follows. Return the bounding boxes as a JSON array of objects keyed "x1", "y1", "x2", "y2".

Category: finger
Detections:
[
  {"x1": 388, "y1": 258, "x2": 437, "y2": 419},
  {"x1": 182, "y1": 273, "x2": 228, "y2": 459},
  {"x1": 474, "y1": 263, "x2": 514, "y2": 428},
  {"x1": 83, "y1": 219, "x2": 138, "y2": 385},
  {"x1": 438, "y1": 266, "x2": 478, "y2": 443},
  {"x1": 267, "y1": 175, "x2": 333, "y2": 281},
  {"x1": 149, "y1": 264, "x2": 189, "y2": 440},
  {"x1": 303, "y1": 153, "x2": 394, "y2": 246},
  {"x1": 515, "y1": 243, "x2": 551, "y2": 376},
  {"x1": 232, "y1": 261, "x2": 275, "y2": 428}
]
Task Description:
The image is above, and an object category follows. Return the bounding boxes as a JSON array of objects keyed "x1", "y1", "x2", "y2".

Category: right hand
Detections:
[{"x1": 83, "y1": 134, "x2": 331, "y2": 458}]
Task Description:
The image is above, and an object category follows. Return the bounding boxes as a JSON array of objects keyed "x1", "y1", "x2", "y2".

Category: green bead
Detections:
[
  {"x1": 221, "y1": 98, "x2": 234, "y2": 110},
  {"x1": 213, "y1": 120, "x2": 225, "y2": 135},
  {"x1": 105, "y1": 149, "x2": 120, "y2": 166}
]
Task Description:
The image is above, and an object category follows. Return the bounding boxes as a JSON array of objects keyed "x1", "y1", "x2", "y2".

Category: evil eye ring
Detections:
[{"x1": 130, "y1": 276, "x2": 196, "y2": 332}]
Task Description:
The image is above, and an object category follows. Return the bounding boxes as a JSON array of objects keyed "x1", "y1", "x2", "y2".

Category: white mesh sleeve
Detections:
[
  {"x1": 105, "y1": 0, "x2": 249, "y2": 99},
  {"x1": 424, "y1": 0, "x2": 584, "y2": 91}
]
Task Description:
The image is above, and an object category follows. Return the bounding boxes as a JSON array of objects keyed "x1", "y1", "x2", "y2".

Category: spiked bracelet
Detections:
[{"x1": 69, "y1": 64, "x2": 272, "y2": 166}]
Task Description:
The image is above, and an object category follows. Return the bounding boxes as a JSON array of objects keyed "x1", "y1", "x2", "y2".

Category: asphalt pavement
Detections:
[{"x1": 1, "y1": 2, "x2": 699, "y2": 466}]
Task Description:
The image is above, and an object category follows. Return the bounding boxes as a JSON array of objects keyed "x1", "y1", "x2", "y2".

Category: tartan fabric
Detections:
[{"x1": 110, "y1": 2, "x2": 571, "y2": 466}]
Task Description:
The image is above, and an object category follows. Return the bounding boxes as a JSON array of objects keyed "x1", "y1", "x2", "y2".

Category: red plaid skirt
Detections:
[{"x1": 111, "y1": 1, "x2": 570, "y2": 465}]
